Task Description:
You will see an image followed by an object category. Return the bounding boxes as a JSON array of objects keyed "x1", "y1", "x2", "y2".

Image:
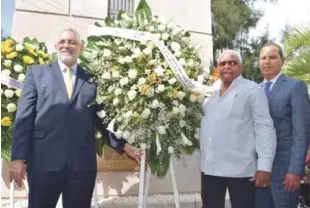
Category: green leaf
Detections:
[
  {"x1": 104, "y1": 17, "x2": 114, "y2": 27},
  {"x1": 156, "y1": 150, "x2": 170, "y2": 177},
  {"x1": 117, "y1": 10, "x2": 126, "y2": 20},
  {"x1": 94, "y1": 22, "x2": 103, "y2": 27},
  {"x1": 135, "y1": 0, "x2": 152, "y2": 24},
  {"x1": 147, "y1": 140, "x2": 158, "y2": 174}
]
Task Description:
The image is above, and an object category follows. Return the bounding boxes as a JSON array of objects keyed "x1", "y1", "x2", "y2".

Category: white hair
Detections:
[
  {"x1": 217, "y1": 50, "x2": 242, "y2": 64},
  {"x1": 57, "y1": 27, "x2": 81, "y2": 43}
]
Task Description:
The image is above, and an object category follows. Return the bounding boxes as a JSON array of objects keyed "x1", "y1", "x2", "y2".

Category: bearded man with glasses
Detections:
[{"x1": 200, "y1": 50, "x2": 277, "y2": 208}]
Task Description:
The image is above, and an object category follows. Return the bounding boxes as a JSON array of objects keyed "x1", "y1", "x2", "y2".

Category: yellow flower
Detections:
[
  {"x1": 27, "y1": 47, "x2": 38, "y2": 57},
  {"x1": 6, "y1": 51, "x2": 18, "y2": 59},
  {"x1": 1, "y1": 117, "x2": 12, "y2": 127},
  {"x1": 112, "y1": 65, "x2": 120, "y2": 71},
  {"x1": 23, "y1": 55, "x2": 34, "y2": 64},
  {"x1": 39, "y1": 58, "x2": 45, "y2": 64},
  {"x1": 139, "y1": 84, "x2": 151, "y2": 96},
  {"x1": 1, "y1": 39, "x2": 14, "y2": 53}
]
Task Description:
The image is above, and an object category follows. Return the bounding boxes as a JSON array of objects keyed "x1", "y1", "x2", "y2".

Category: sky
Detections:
[
  {"x1": 1, "y1": 0, "x2": 15, "y2": 37},
  {"x1": 1, "y1": 0, "x2": 310, "y2": 41},
  {"x1": 250, "y1": 0, "x2": 310, "y2": 43}
]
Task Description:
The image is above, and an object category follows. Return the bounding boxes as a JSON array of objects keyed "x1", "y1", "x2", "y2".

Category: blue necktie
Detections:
[{"x1": 264, "y1": 81, "x2": 272, "y2": 97}]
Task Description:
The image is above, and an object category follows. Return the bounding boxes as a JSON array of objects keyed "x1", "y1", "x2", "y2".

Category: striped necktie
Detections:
[{"x1": 64, "y1": 68, "x2": 73, "y2": 99}]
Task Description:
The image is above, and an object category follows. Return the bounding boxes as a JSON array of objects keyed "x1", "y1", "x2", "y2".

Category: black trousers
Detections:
[
  {"x1": 201, "y1": 173, "x2": 255, "y2": 208},
  {"x1": 27, "y1": 167, "x2": 96, "y2": 208}
]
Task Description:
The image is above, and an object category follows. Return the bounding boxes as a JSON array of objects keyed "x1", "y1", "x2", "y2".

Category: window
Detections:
[{"x1": 108, "y1": 0, "x2": 135, "y2": 19}]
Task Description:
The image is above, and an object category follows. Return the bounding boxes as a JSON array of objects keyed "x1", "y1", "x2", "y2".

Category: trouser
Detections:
[
  {"x1": 27, "y1": 167, "x2": 96, "y2": 208},
  {"x1": 202, "y1": 173, "x2": 255, "y2": 208}
]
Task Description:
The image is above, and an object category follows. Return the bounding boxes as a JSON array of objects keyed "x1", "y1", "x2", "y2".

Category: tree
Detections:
[{"x1": 283, "y1": 25, "x2": 310, "y2": 85}]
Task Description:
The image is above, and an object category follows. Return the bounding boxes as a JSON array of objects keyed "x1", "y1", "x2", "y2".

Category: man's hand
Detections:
[
  {"x1": 249, "y1": 170, "x2": 271, "y2": 188},
  {"x1": 283, "y1": 173, "x2": 300, "y2": 192},
  {"x1": 124, "y1": 144, "x2": 143, "y2": 163},
  {"x1": 9, "y1": 160, "x2": 26, "y2": 188}
]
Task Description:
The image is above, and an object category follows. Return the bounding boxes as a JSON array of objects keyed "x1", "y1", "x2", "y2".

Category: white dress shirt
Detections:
[
  {"x1": 263, "y1": 72, "x2": 282, "y2": 90},
  {"x1": 200, "y1": 76, "x2": 277, "y2": 177},
  {"x1": 58, "y1": 59, "x2": 77, "y2": 87}
]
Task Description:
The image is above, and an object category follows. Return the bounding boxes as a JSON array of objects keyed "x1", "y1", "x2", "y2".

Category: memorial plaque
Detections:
[{"x1": 97, "y1": 146, "x2": 143, "y2": 172}]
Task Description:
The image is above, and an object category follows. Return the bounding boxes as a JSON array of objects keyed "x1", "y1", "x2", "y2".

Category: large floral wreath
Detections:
[{"x1": 80, "y1": 0, "x2": 212, "y2": 176}]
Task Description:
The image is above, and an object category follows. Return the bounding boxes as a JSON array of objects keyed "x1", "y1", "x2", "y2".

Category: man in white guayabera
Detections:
[{"x1": 200, "y1": 50, "x2": 277, "y2": 208}]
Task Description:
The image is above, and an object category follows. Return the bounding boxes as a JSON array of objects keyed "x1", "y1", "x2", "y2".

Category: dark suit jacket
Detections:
[{"x1": 11, "y1": 60, "x2": 127, "y2": 172}]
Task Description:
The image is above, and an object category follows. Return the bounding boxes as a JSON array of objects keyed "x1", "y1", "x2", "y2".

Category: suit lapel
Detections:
[
  {"x1": 69, "y1": 65, "x2": 86, "y2": 105},
  {"x1": 269, "y1": 74, "x2": 287, "y2": 101},
  {"x1": 50, "y1": 61, "x2": 69, "y2": 101}
]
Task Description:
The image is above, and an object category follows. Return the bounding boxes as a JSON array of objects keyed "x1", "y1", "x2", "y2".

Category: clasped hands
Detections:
[{"x1": 250, "y1": 171, "x2": 300, "y2": 192}]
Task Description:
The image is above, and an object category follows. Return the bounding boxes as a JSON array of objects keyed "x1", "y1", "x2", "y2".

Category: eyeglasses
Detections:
[
  {"x1": 58, "y1": 39, "x2": 77, "y2": 46},
  {"x1": 218, "y1": 60, "x2": 239, "y2": 67}
]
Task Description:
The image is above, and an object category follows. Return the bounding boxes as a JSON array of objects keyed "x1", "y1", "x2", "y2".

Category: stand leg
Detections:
[
  {"x1": 138, "y1": 150, "x2": 146, "y2": 208},
  {"x1": 143, "y1": 165, "x2": 151, "y2": 208},
  {"x1": 56, "y1": 194, "x2": 63, "y2": 208},
  {"x1": 10, "y1": 180, "x2": 15, "y2": 208},
  {"x1": 94, "y1": 179, "x2": 99, "y2": 208},
  {"x1": 169, "y1": 158, "x2": 180, "y2": 208}
]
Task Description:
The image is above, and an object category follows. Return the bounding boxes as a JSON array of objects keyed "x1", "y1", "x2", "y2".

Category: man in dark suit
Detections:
[
  {"x1": 255, "y1": 43, "x2": 310, "y2": 208},
  {"x1": 9, "y1": 27, "x2": 141, "y2": 208}
]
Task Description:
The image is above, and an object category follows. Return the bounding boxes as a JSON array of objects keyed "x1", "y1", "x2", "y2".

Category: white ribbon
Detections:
[
  {"x1": 88, "y1": 25, "x2": 206, "y2": 93},
  {"x1": 1, "y1": 75, "x2": 24, "y2": 90}
]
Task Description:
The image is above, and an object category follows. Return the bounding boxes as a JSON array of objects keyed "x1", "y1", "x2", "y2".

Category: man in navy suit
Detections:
[
  {"x1": 9, "y1": 27, "x2": 141, "y2": 208},
  {"x1": 255, "y1": 43, "x2": 310, "y2": 208}
]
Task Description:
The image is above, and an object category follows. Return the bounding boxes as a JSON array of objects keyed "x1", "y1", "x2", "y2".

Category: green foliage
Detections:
[{"x1": 283, "y1": 25, "x2": 310, "y2": 85}]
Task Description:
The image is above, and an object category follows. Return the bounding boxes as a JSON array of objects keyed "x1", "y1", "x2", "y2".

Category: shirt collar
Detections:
[
  {"x1": 263, "y1": 72, "x2": 282, "y2": 84},
  {"x1": 58, "y1": 59, "x2": 78, "y2": 74}
]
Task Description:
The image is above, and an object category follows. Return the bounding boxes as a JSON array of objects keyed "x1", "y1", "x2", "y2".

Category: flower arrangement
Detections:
[
  {"x1": 80, "y1": 0, "x2": 212, "y2": 176},
  {"x1": 1, "y1": 37, "x2": 50, "y2": 160}
]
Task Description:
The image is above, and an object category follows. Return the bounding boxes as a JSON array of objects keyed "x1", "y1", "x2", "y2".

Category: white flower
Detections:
[
  {"x1": 157, "y1": 84, "x2": 165, "y2": 92},
  {"x1": 15, "y1": 44, "x2": 24, "y2": 51},
  {"x1": 124, "y1": 110, "x2": 133, "y2": 119},
  {"x1": 132, "y1": 48, "x2": 142, "y2": 58},
  {"x1": 140, "y1": 143, "x2": 147, "y2": 150},
  {"x1": 125, "y1": 56, "x2": 133, "y2": 63},
  {"x1": 114, "y1": 39, "x2": 122, "y2": 46},
  {"x1": 157, "y1": 126, "x2": 166, "y2": 135},
  {"x1": 170, "y1": 42, "x2": 181, "y2": 52},
  {"x1": 7, "y1": 103, "x2": 17, "y2": 112},
  {"x1": 190, "y1": 94, "x2": 198, "y2": 102},
  {"x1": 143, "y1": 47, "x2": 152, "y2": 56},
  {"x1": 103, "y1": 49, "x2": 111, "y2": 57},
  {"x1": 142, "y1": 108, "x2": 151, "y2": 118},
  {"x1": 2, "y1": 69, "x2": 11, "y2": 76},
  {"x1": 147, "y1": 42, "x2": 155, "y2": 49},
  {"x1": 168, "y1": 146, "x2": 174, "y2": 154},
  {"x1": 108, "y1": 86, "x2": 114, "y2": 93},
  {"x1": 149, "y1": 26, "x2": 155, "y2": 32},
  {"x1": 95, "y1": 131, "x2": 103, "y2": 139},
  {"x1": 172, "y1": 26, "x2": 182, "y2": 35},
  {"x1": 101, "y1": 72, "x2": 111, "y2": 79},
  {"x1": 148, "y1": 59, "x2": 157, "y2": 65},
  {"x1": 113, "y1": 98, "x2": 119, "y2": 105},
  {"x1": 130, "y1": 84, "x2": 138, "y2": 90},
  {"x1": 145, "y1": 69, "x2": 151, "y2": 74},
  {"x1": 15, "y1": 89, "x2": 22, "y2": 97},
  {"x1": 13, "y1": 65, "x2": 23, "y2": 73},
  {"x1": 127, "y1": 90, "x2": 137, "y2": 100},
  {"x1": 121, "y1": 13, "x2": 131, "y2": 20},
  {"x1": 127, "y1": 135, "x2": 135, "y2": 144},
  {"x1": 179, "y1": 58, "x2": 186, "y2": 66},
  {"x1": 179, "y1": 104, "x2": 186, "y2": 113},
  {"x1": 151, "y1": 99, "x2": 160, "y2": 108},
  {"x1": 96, "y1": 110, "x2": 106, "y2": 118},
  {"x1": 195, "y1": 132, "x2": 199, "y2": 140},
  {"x1": 179, "y1": 120, "x2": 186, "y2": 127},
  {"x1": 161, "y1": 33, "x2": 169, "y2": 41},
  {"x1": 172, "y1": 107, "x2": 179, "y2": 115},
  {"x1": 112, "y1": 70, "x2": 120, "y2": 78},
  {"x1": 143, "y1": 19, "x2": 149, "y2": 25},
  {"x1": 122, "y1": 131, "x2": 130, "y2": 139},
  {"x1": 118, "y1": 57, "x2": 126, "y2": 64},
  {"x1": 4, "y1": 60, "x2": 12, "y2": 67},
  {"x1": 114, "y1": 88, "x2": 122, "y2": 96},
  {"x1": 115, "y1": 130, "x2": 123, "y2": 139},
  {"x1": 181, "y1": 133, "x2": 193, "y2": 146},
  {"x1": 128, "y1": 69, "x2": 137, "y2": 79},
  {"x1": 168, "y1": 78, "x2": 177, "y2": 85},
  {"x1": 120, "y1": 77, "x2": 129, "y2": 86},
  {"x1": 4, "y1": 89, "x2": 14, "y2": 98},
  {"x1": 177, "y1": 91, "x2": 186, "y2": 100},
  {"x1": 18, "y1": 73, "x2": 26, "y2": 82},
  {"x1": 154, "y1": 66, "x2": 164, "y2": 76},
  {"x1": 138, "y1": 77, "x2": 146, "y2": 85},
  {"x1": 188, "y1": 59, "x2": 194, "y2": 67},
  {"x1": 158, "y1": 24, "x2": 166, "y2": 32},
  {"x1": 174, "y1": 50, "x2": 181, "y2": 58}
]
